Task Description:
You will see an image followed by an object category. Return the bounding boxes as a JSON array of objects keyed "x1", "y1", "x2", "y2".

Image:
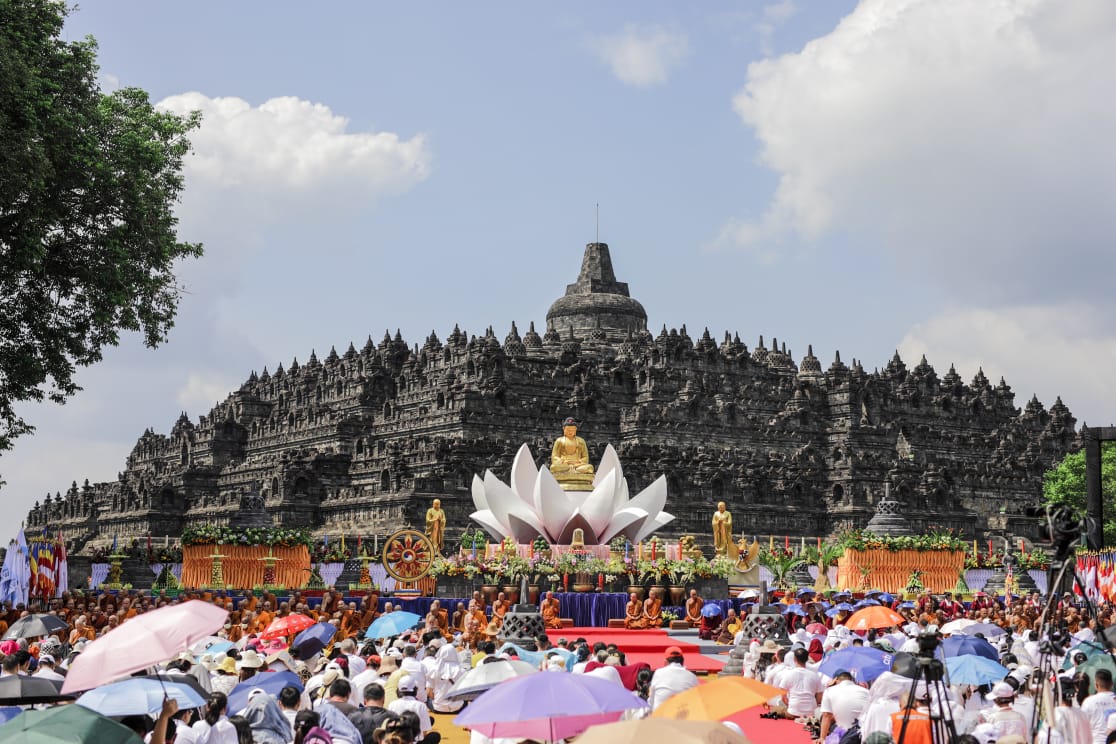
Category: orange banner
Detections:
[
  {"x1": 181, "y1": 544, "x2": 311, "y2": 589},
  {"x1": 836, "y1": 549, "x2": 965, "y2": 593}
]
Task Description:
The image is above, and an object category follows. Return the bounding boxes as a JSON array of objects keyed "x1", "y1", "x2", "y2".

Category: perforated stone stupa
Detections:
[{"x1": 26, "y1": 242, "x2": 1079, "y2": 554}]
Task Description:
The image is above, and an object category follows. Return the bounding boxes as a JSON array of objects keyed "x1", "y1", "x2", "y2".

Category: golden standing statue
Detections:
[
  {"x1": 549, "y1": 417, "x2": 595, "y2": 491},
  {"x1": 425, "y1": 498, "x2": 446, "y2": 554},
  {"x1": 712, "y1": 501, "x2": 733, "y2": 556}
]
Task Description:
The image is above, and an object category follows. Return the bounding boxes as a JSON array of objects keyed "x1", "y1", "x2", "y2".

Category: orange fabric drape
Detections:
[
  {"x1": 182, "y1": 544, "x2": 311, "y2": 589},
  {"x1": 836, "y1": 550, "x2": 964, "y2": 593}
]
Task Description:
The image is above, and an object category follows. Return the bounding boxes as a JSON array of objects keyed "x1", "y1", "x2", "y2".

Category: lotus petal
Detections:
[
  {"x1": 627, "y1": 475, "x2": 668, "y2": 519},
  {"x1": 536, "y1": 467, "x2": 576, "y2": 542},
  {"x1": 594, "y1": 445, "x2": 623, "y2": 489},
  {"x1": 613, "y1": 476, "x2": 631, "y2": 516},
  {"x1": 472, "y1": 474, "x2": 490, "y2": 512},
  {"x1": 579, "y1": 470, "x2": 616, "y2": 538},
  {"x1": 510, "y1": 444, "x2": 539, "y2": 509},
  {"x1": 599, "y1": 507, "x2": 650, "y2": 544},
  {"x1": 634, "y1": 511, "x2": 675, "y2": 543},
  {"x1": 470, "y1": 511, "x2": 510, "y2": 541},
  {"x1": 556, "y1": 512, "x2": 599, "y2": 545},
  {"x1": 484, "y1": 471, "x2": 547, "y2": 541},
  {"x1": 506, "y1": 513, "x2": 545, "y2": 543}
]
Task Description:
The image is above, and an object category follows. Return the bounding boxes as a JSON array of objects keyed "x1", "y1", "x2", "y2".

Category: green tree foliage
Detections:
[
  {"x1": 0, "y1": 0, "x2": 201, "y2": 452},
  {"x1": 1042, "y1": 443, "x2": 1116, "y2": 545}
]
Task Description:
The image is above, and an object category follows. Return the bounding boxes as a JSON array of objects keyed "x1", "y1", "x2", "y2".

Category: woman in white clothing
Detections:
[
  {"x1": 191, "y1": 691, "x2": 240, "y2": 744},
  {"x1": 430, "y1": 643, "x2": 465, "y2": 713}
]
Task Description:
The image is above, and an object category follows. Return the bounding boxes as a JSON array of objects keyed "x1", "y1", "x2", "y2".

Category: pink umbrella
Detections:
[
  {"x1": 62, "y1": 600, "x2": 228, "y2": 693},
  {"x1": 454, "y1": 669, "x2": 648, "y2": 741}
]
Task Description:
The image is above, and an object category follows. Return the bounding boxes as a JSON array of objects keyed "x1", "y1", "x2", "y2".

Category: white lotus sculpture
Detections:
[{"x1": 469, "y1": 443, "x2": 673, "y2": 545}]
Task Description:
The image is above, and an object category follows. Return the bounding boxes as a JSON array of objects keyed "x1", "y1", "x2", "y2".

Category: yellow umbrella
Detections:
[
  {"x1": 576, "y1": 718, "x2": 749, "y2": 744},
  {"x1": 651, "y1": 677, "x2": 783, "y2": 721}
]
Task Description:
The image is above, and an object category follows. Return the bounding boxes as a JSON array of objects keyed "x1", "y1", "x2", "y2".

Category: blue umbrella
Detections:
[
  {"x1": 193, "y1": 640, "x2": 234, "y2": 658},
  {"x1": 228, "y1": 670, "x2": 305, "y2": 714},
  {"x1": 293, "y1": 621, "x2": 337, "y2": 658},
  {"x1": 825, "y1": 602, "x2": 854, "y2": 617},
  {"x1": 76, "y1": 678, "x2": 206, "y2": 717},
  {"x1": 796, "y1": 589, "x2": 816, "y2": 597},
  {"x1": 783, "y1": 605, "x2": 808, "y2": 616},
  {"x1": 364, "y1": 611, "x2": 423, "y2": 639},
  {"x1": 876, "y1": 593, "x2": 895, "y2": 604},
  {"x1": 701, "y1": 604, "x2": 723, "y2": 618},
  {"x1": 853, "y1": 599, "x2": 880, "y2": 609},
  {"x1": 898, "y1": 601, "x2": 916, "y2": 609},
  {"x1": 818, "y1": 646, "x2": 891, "y2": 683},
  {"x1": 945, "y1": 655, "x2": 1009, "y2": 686},
  {"x1": 959, "y1": 623, "x2": 1006, "y2": 639},
  {"x1": 941, "y1": 635, "x2": 999, "y2": 662}
]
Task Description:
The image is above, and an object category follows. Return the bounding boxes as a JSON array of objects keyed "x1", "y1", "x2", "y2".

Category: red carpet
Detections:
[
  {"x1": 726, "y1": 706, "x2": 815, "y2": 744},
  {"x1": 547, "y1": 627, "x2": 725, "y2": 673}
]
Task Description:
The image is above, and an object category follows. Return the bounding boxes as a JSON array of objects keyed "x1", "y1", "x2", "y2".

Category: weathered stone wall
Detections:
[{"x1": 27, "y1": 244, "x2": 1077, "y2": 554}]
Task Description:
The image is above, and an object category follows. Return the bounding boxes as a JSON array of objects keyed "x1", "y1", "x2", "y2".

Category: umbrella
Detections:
[
  {"x1": 447, "y1": 658, "x2": 539, "y2": 701},
  {"x1": 455, "y1": 667, "x2": 648, "y2": 741},
  {"x1": 0, "y1": 703, "x2": 139, "y2": 743},
  {"x1": 259, "y1": 613, "x2": 316, "y2": 641},
  {"x1": 76, "y1": 677, "x2": 206, "y2": 717},
  {"x1": 1, "y1": 614, "x2": 68, "y2": 640},
  {"x1": 876, "y1": 593, "x2": 895, "y2": 604},
  {"x1": 191, "y1": 637, "x2": 235, "y2": 657},
  {"x1": 852, "y1": 599, "x2": 880, "y2": 610},
  {"x1": 576, "y1": 718, "x2": 748, "y2": 744},
  {"x1": 783, "y1": 605, "x2": 807, "y2": 617},
  {"x1": 0, "y1": 675, "x2": 71, "y2": 705},
  {"x1": 0, "y1": 711, "x2": 19, "y2": 726},
  {"x1": 701, "y1": 605, "x2": 723, "y2": 618},
  {"x1": 364, "y1": 611, "x2": 423, "y2": 639},
  {"x1": 959, "y1": 623, "x2": 1006, "y2": 639},
  {"x1": 825, "y1": 603, "x2": 854, "y2": 618},
  {"x1": 817, "y1": 647, "x2": 891, "y2": 683},
  {"x1": 228, "y1": 670, "x2": 305, "y2": 713},
  {"x1": 62, "y1": 599, "x2": 229, "y2": 693},
  {"x1": 652, "y1": 676, "x2": 782, "y2": 721},
  {"x1": 940, "y1": 635, "x2": 998, "y2": 662},
  {"x1": 940, "y1": 619, "x2": 978, "y2": 635},
  {"x1": 805, "y1": 623, "x2": 828, "y2": 635},
  {"x1": 292, "y1": 621, "x2": 337, "y2": 658},
  {"x1": 844, "y1": 606, "x2": 904, "y2": 631},
  {"x1": 898, "y1": 601, "x2": 915, "y2": 609},
  {"x1": 944, "y1": 655, "x2": 1009, "y2": 686},
  {"x1": 1076, "y1": 653, "x2": 1116, "y2": 694},
  {"x1": 1062, "y1": 641, "x2": 1107, "y2": 670},
  {"x1": 139, "y1": 672, "x2": 209, "y2": 698}
]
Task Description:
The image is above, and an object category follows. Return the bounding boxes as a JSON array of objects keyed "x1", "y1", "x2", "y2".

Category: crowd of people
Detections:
[{"x1": 1, "y1": 584, "x2": 1114, "y2": 744}]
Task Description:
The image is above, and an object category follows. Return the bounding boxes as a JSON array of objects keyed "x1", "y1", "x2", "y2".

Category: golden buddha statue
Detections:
[
  {"x1": 549, "y1": 417, "x2": 595, "y2": 491},
  {"x1": 425, "y1": 498, "x2": 446, "y2": 553},
  {"x1": 712, "y1": 501, "x2": 732, "y2": 556}
]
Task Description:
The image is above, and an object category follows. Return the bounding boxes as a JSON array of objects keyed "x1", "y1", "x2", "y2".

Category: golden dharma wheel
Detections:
[{"x1": 381, "y1": 529, "x2": 435, "y2": 582}]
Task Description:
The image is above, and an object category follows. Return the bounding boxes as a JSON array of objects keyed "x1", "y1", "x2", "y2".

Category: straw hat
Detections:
[
  {"x1": 218, "y1": 657, "x2": 238, "y2": 675},
  {"x1": 236, "y1": 650, "x2": 265, "y2": 671}
]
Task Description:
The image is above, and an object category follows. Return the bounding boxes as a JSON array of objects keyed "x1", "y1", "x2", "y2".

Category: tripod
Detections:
[{"x1": 896, "y1": 635, "x2": 958, "y2": 744}]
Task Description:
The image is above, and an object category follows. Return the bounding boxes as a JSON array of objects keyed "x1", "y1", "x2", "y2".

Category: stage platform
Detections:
[{"x1": 546, "y1": 626, "x2": 730, "y2": 674}]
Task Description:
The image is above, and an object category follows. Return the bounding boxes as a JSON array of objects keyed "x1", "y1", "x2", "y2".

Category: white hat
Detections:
[
  {"x1": 385, "y1": 647, "x2": 403, "y2": 659},
  {"x1": 398, "y1": 675, "x2": 418, "y2": 693},
  {"x1": 971, "y1": 723, "x2": 998, "y2": 744},
  {"x1": 38, "y1": 654, "x2": 55, "y2": 665},
  {"x1": 991, "y1": 681, "x2": 1015, "y2": 699},
  {"x1": 236, "y1": 650, "x2": 265, "y2": 671}
]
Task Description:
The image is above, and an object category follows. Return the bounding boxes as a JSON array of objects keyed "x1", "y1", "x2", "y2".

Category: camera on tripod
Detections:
[{"x1": 916, "y1": 631, "x2": 942, "y2": 658}]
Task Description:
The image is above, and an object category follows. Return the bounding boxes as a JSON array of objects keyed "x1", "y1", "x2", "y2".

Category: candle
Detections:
[
  {"x1": 638, "y1": 542, "x2": 644, "y2": 560},
  {"x1": 598, "y1": 573, "x2": 604, "y2": 590},
  {"x1": 652, "y1": 542, "x2": 657, "y2": 561},
  {"x1": 818, "y1": 537, "x2": 822, "y2": 550},
  {"x1": 973, "y1": 540, "x2": 978, "y2": 556},
  {"x1": 769, "y1": 535, "x2": 774, "y2": 551},
  {"x1": 800, "y1": 536, "x2": 805, "y2": 553},
  {"x1": 624, "y1": 543, "x2": 629, "y2": 561},
  {"x1": 988, "y1": 540, "x2": 993, "y2": 555},
  {"x1": 785, "y1": 535, "x2": 789, "y2": 550},
  {"x1": 1019, "y1": 538, "x2": 1024, "y2": 553}
]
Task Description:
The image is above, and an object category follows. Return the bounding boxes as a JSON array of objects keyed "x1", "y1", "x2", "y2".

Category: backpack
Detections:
[{"x1": 838, "y1": 721, "x2": 862, "y2": 744}]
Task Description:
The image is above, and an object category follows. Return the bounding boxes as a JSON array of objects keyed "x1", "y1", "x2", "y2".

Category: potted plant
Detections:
[{"x1": 760, "y1": 547, "x2": 806, "y2": 591}]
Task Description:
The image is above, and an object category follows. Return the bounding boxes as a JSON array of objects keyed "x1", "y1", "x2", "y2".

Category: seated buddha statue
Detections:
[{"x1": 549, "y1": 417, "x2": 595, "y2": 491}]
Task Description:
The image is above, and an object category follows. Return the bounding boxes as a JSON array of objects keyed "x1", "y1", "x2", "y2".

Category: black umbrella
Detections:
[
  {"x1": 0, "y1": 674, "x2": 74, "y2": 704},
  {"x1": 2, "y1": 614, "x2": 69, "y2": 640}
]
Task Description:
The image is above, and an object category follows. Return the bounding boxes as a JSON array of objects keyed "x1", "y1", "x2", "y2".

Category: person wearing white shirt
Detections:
[
  {"x1": 338, "y1": 638, "x2": 366, "y2": 678},
  {"x1": 819, "y1": 671, "x2": 870, "y2": 742},
  {"x1": 764, "y1": 647, "x2": 789, "y2": 686},
  {"x1": 779, "y1": 647, "x2": 824, "y2": 720},
  {"x1": 980, "y1": 682, "x2": 1030, "y2": 744},
  {"x1": 1081, "y1": 669, "x2": 1116, "y2": 744},
  {"x1": 31, "y1": 654, "x2": 64, "y2": 682},
  {"x1": 387, "y1": 676, "x2": 440, "y2": 743},
  {"x1": 400, "y1": 646, "x2": 429, "y2": 703},
  {"x1": 191, "y1": 692, "x2": 239, "y2": 744},
  {"x1": 648, "y1": 647, "x2": 699, "y2": 710}
]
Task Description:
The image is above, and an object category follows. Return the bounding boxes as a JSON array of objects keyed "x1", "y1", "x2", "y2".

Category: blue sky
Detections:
[{"x1": 6, "y1": 0, "x2": 1116, "y2": 537}]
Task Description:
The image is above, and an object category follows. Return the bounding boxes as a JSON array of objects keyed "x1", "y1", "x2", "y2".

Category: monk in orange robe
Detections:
[
  {"x1": 429, "y1": 600, "x2": 451, "y2": 637},
  {"x1": 685, "y1": 590, "x2": 704, "y2": 627},
  {"x1": 642, "y1": 589, "x2": 663, "y2": 628},
  {"x1": 624, "y1": 593, "x2": 646, "y2": 629},
  {"x1": 452, "y1": 603, "x2": 467, "y2": 633},
  {"x1": 492, "y1": 593, "x2": 510, "y2": 623},
  {"x1": 541, "y1": 592, "x2": 562, "y2": 630}
]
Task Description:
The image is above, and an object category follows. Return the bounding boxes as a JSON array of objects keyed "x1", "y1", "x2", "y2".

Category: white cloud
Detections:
[
  {"x1": 756, "y1": 1, "x2": 797, "y2": 55},
  {"x1": 593, "y1": 25, "x2": 689, "y2": 87},
  {"x1": 898, "y1": 303, "x2": 1116, "y2": 426},
  {"x1": 176, "y1": 373, "x2": 236, "y2": 412},
  {"x1": 157, "y1": 93, "x2": 430, "y2": 212},
  {"x1": 728, "y1": 0, "x2": 1116, "y2": 302}
]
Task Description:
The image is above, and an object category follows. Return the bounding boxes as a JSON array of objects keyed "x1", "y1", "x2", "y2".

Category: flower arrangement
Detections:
[
  {"x1": 661, "y1": 610, "x2": 679, "y2": 628},
  {"x1": 964, "y1": 550, "x2": 1049, "y2": 570},
  {"x1": 836, "y1": 529, "x2": 969, "y2": 553},
  {"x1": 181, "y1": 525, "x2": 312, "y2": 548}
]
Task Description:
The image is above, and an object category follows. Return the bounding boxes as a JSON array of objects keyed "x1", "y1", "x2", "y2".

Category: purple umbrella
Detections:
[
  {"x1": 941, "y1": 635, "x2": 999, "y2": 662},
  {"x1": 455, "y1": 667, "x2": 648, "y2": 741},
  {"x1": 292, "y1": 621, "x2": 337, "y2": 658}
]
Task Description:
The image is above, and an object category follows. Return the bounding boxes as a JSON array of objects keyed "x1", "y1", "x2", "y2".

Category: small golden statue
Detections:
[
  {"x1": 425, "y1": 498, "x2": 446, "y2": 554},
  {"x1": 712, "y1": 501, "x2": 733, "y2": 556},
  {"x1": 570, "y1": 527, "x2": 586, "y2": 549},
  {"x1": 678, "y1": 535, "x2": 703, "y2": 561},
  {"x1": 549, "y1": 417, "x2": 595, "y2": 491}
]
